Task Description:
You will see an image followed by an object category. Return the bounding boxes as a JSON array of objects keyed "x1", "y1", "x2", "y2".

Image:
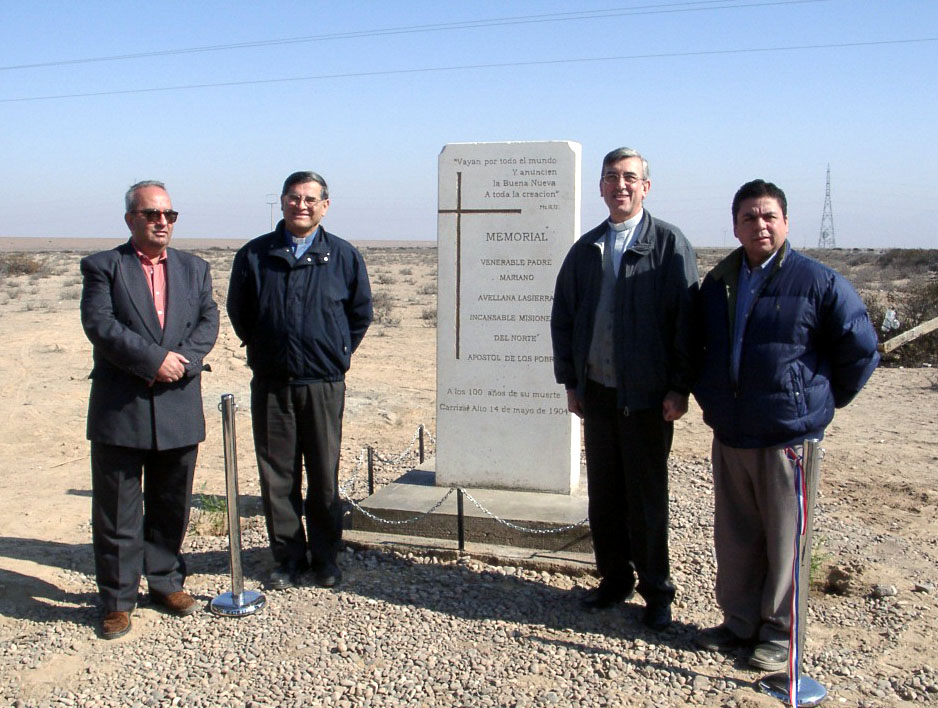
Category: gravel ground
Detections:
[{"x1": 1, "y1": 458, "x2": 936, "y2": 708}]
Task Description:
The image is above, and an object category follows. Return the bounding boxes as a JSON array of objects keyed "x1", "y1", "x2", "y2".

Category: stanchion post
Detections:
[
  {"x1": 456, "y1": 488, "x2": 465, "y2": 552},
  {"x1": 210, "y1": 394, "x2": 266, "y2": 617},
  {"x1": 418, "y1": 424, "x2": 425, "y2": 464},
  {"x1": 759, "y1": 439, "x2": 827, "y2": 706},
  {"x1": 367, "y1": 446, "x2": 375, "y2": 496}
]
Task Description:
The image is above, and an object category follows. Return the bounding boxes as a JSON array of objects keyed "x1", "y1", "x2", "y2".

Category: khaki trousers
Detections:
[{"x1": 711, "y1": 438, "x2": 800, "y2": 645}]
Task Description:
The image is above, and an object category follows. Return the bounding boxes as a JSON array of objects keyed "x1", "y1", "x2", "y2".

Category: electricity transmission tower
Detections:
[{"x1": 818, "y1": 165, "x2": 836, "y2": 248}]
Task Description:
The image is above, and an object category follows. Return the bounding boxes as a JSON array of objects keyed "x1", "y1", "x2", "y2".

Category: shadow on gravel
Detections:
[
  {"x1": 0, "y1": 536, "x2": 94, "y2": 575},
  {"x1": 0, "y1": 566, "x2": 97, "y2": 624},
  {"x1": 267, "y1": 547, "x2": 700, "y2": 650}
]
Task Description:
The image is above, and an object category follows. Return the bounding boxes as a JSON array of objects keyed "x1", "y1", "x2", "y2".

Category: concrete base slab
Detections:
[
  {"x1": 348, "y1": 459, "x2": 593, "y2": 554},
  {"x1": 343, "y1": 529, "x2": 596, "y2": 576}
]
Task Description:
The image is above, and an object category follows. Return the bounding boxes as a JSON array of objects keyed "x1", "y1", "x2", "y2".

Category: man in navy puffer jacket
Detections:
[{"x1": 692, "y1": 179, "x2": 878, "y2": 672}]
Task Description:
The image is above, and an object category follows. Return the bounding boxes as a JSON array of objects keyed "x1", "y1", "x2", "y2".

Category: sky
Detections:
[{"x1": 1, "y1": 0, "x2": 936, "y2": 249}]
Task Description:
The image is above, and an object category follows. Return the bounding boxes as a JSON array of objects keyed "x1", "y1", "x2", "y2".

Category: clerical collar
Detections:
[
  {"x1": 608, "y1": 209, "x2": 643, "y2": 232},
  {"x1": 287, "y1": 226, "x2": 319, "y2": 246}
]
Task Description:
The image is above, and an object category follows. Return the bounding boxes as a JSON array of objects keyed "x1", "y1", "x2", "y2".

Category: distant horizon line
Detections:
[{"x1": 0, "y1": 235, "x2": 919, "y2": 255}]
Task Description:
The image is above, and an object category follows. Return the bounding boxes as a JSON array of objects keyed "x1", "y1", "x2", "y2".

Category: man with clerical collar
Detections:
[
  {"x1": 227, "y1": 171, "x2": 373, "y2": 591},
  {"x1": 551, "y1": 147, "x2": 699, "y2": 630},
  {"x1": 80, "y1": 180, "x2": 219, "y2": 639},
  {"x1": 692, "y1": 179, "x2": 879, "y2": 671}
]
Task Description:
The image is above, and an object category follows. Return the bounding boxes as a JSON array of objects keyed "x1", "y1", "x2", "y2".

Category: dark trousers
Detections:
[
  {"x1": 91, "y1": 441, "x2": 198, "y2": 612},
  {"x1": 251, "y1": 378, "x2": 345, "y2": 567},
  {"x1": 583, "y1": 380, "x2": 675, "y2": 606}
]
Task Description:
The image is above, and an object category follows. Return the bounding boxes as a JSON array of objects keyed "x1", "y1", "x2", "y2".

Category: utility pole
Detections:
[
  {"x1": 818, "y1": 165, "x2": 836, "y2": 248},
  {"x1": 266, "y1": 194, "x2": 278, "y2": 231}
]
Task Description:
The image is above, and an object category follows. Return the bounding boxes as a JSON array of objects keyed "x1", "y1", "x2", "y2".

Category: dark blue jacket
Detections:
[
  {"x1": 550, "y1": 212, "x2": 699, "y2": 413},
  {"x1": 227, "y1": 222, "x2": 372, "y2": 383},
  {"x1": 693, "y1": 242, "x2": 879, "y2": 448}
]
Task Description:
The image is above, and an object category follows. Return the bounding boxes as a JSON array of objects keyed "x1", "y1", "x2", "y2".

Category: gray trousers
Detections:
[
  {"x1": 91, "y1": 442, "x2": 198, "y2": 612},
  {"x1": 711, "y1": 438, "x2": 800, "y2": 645},
  {"x1": 251, "y1": 378, "x2": 346, "y2": 568}
]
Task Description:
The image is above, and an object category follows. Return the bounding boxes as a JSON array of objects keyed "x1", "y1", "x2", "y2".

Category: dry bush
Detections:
[
  {"x1": 371, "y1": 290, "x2": 400, "y2": 327},
  {"x1": 417, "y1": 283, "x2": 437, "y2": 296},
  {"x1": 865, "y1": 277, "x2": 938, "y2": 367},
  {"x1": 421, "y1": 307, "x2": 437, "y2": 327},
  {"x1": 60, "y1": 285, "x2": 82, "y2": 300},
  {"x1": 373, "y1": 272, "x2": 397, "y2": 286},
  {"x1": 0, "y1": 253, "x2": 45, "y2": 277}
]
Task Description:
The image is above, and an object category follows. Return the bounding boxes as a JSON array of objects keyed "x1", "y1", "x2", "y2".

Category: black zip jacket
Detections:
[
  {"x1": 550, "y1": 212, "x2": 699, "y2": 413},
  {"x1": 227, "y1": 221, "x2": 373, "y2": 383}
]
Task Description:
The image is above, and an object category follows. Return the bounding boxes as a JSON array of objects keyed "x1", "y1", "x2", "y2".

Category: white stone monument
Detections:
[{"x1": 436, "y1": 141, "x2": 581, "y2": 494}]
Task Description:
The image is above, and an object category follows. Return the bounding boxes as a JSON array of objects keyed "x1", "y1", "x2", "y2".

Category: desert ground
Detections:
[{"x1": 0, "y1": 238, "x2": 935, "y2": 707}]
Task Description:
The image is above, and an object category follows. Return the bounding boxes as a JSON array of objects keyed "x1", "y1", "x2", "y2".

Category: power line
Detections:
[
  {"x1": 2, "y1": 36, "x2": 933, "y2": 104},
  {"x1": 0, "y1": 0, "x2": 827, "y2": 71}
]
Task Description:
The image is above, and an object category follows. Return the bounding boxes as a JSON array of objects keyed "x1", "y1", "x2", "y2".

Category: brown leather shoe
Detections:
[
  {"x1": 101, "y1": 611, "x2": 132, "y2": 639},
  {"x1": 151, "y1": 590, "x2": 199, "y2": 616}
]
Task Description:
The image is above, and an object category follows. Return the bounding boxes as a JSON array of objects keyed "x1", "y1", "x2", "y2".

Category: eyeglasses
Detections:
[
  {"x1": 129, "y1": 209, "x2": 179, "y2": 224},
  {"x1": 284, "y1": 194, "x2": 326, "y2": 208},
  {"x1": 602, "y1": 172, "x2": 645, "y2": 186}
]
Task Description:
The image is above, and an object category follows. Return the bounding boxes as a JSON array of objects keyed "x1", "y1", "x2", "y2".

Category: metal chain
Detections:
[
  {"x1": 460, "y1": 489, "x2": 588, "y2": 534},
  {"x1": 372, "y1": 426, "x2": 425, "y2": 465},
  {"x1": 338, "y1": 448, "x2": 368, "y2": 497},
  {"x1": 342, "y1": 487, "x2": 456, "y2": 525},
  {"x1": 338, "y1": 424, "x2": 587, "y2": 536}
]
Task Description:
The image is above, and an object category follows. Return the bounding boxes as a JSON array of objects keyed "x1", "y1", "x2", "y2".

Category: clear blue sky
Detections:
[{"x1": 1, "y1": 0, "x2": 935, "y2": 248}]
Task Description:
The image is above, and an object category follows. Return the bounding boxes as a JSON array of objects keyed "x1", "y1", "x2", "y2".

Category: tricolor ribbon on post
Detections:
[{"x1": 784, "y1": 445, "x2": 808, "y2": 707}]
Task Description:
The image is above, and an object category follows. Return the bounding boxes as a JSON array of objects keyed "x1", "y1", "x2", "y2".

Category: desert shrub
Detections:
[
  {"x1": 371, "y1": 290, "x2": 400, "y2": 327},
  {"x1": 60, "y1": 285, "x2": 82, "y2": 300},
  {"x1": 877, "y1": 249, "x2": 938, "y2": 272},
  {"x1": 865, "y1": 277, "x2": 938, "y2": 367},
  {"x1": 421, "y1": 307, "x2": 437, "y2": 327},
  {"x1": 0, "y1": 253, "x2": 44, "y2": 277},
  {"x1": 418, "y1": 283, "x2": 437, "y2": 296},
  {"x1": 191, "y1": 491, "x2": 228, "y2": 536},
  {"x1": 398, "y1": 267, "x2": 413, "y2": 276},
  {"x1": 373, "y1": 272, "x2": 396, "y2": 286}
]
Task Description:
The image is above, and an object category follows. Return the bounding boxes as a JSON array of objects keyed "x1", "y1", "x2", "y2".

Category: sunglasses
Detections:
[{"x1": 129, "y1": 209, "x2": 179, "y2": 224}]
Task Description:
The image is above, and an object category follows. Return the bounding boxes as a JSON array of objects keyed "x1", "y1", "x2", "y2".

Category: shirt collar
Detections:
[
  {"x1": 286, "y1": 225, "x2": 321, "y2": 245},
  {"x1": 134, "y1": 246, "x2": 167, "y2": 266},
  {"x1": 608, "y1": 209, "x2": 643, "y2": 233}
]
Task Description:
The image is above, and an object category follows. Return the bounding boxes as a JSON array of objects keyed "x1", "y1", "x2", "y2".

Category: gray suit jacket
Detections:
[{"x1": 80, "y1": 241, "x2": 219, "y2": 450}]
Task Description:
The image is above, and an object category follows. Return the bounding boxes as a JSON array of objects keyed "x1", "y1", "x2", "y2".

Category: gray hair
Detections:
[
  {"x1": 601, "y1": 148, "x2": 649, "y2": 180},
  {"x1": 125, "y1": 180, "x2": 167, "y2": 212},
  {"x1": 281, "y1": 171, "x2": 329, "y2": 200}
]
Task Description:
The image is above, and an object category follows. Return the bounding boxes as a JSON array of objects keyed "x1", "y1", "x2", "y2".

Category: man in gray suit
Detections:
[{"x1": 80, "y1": 180, "x2": 219, "y2": 639}]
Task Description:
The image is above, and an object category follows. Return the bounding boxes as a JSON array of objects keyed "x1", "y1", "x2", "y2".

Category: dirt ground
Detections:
[{"x1": 0, "y1": 239, "x2": 936, "y2": 704}]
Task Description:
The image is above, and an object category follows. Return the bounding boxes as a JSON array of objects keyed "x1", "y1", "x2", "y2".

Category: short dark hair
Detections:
[
  {"x1": 601, "y1": 147, "x2": 649, "y2": 180},
  {"x1": 281, "y1": 171, "x2": 329, "y2": 200},
  {"x1": 732, "y1": 179, "x2": 787, "y2": 222}
]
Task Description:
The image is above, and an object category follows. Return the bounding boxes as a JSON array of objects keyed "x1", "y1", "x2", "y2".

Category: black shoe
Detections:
[
  {"x1": 749, "y1": 641, "x2": 789, "y2": 672},
  {"x1": 268, "y1": 560, "x2": 308, "y2": 590},
  {"x1": 314, "y1": 560, "x2": 342, "y2": 588},
  {"x1": 694, "y1": 624, "x2": 756, "y2": 652},
  {"x1": 581, "y1": 579, "x2": 635, "y2": 609},
  {"x1": 643, "y1": 603, "x2": 672, "y2": 631}
]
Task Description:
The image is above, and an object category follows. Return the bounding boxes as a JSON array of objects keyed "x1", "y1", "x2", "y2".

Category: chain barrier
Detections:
[
  {"x1": 338, "y1": 447, "x2": 369, "y2": 498},
  {"x1": 372, "y1": 425, "x2": 425, "y2": 465},
  {"x1": 344, "y1": 487, "x2": 456, "y2": 526},
  {"x1": 460, "y1": 489, "x2": 588, "y2": 534},
  {"x1": 339, "y1": 425, "x2": 588, "y2": 534}
]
